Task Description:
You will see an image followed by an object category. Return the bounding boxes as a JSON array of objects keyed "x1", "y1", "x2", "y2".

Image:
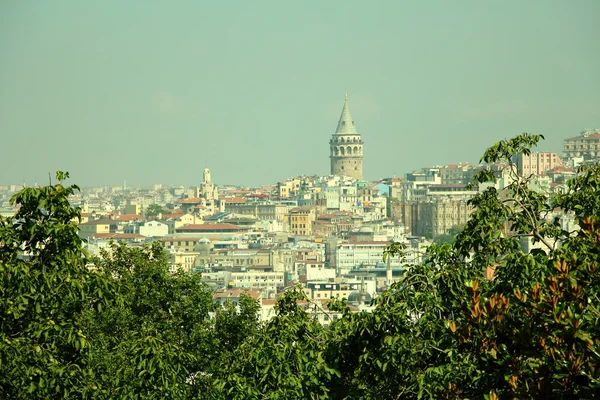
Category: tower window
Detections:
[
  {"x1": 342, "y1": 121, "x2": 346, "y2": 126},
  {"x1": 341, "y1": 166, "x2": 344, "y2": 170}
]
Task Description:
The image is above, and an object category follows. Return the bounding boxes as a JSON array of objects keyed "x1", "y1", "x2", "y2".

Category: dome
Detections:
[
  {"x1": 194, "y1": 237, "x2": 212, "y2": 254},
  {"x1": 347, "y1": 291, "x2": 372, "y2": 303}
]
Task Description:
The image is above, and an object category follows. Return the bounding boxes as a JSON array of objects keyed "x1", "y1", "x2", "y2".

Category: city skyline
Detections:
[{"x1": 1, "y1": 1, "x2": 599, "y2": 187}]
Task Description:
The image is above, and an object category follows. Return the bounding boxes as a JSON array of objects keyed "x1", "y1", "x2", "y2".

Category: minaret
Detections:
[{"x1": 329, "y1": 90, "x2": 363, "y2": 180}]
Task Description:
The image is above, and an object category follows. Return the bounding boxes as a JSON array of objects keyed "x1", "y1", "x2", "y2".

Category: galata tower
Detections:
[{"x1": 329, "y1": 91, "x2": 363, "y2": 180}]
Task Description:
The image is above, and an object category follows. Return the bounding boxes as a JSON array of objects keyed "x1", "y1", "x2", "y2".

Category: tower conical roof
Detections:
[{"x1": 335, "y1": 90, "x2": 358, "y2": 135}]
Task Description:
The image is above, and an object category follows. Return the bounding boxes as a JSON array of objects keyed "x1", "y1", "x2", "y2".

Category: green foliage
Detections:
[
  {"x1": 0, "y1": 172, "x2": 110, "y2": 398},
  {"x1": 432, "y1": 225, "x2": 465, "y2": 245},
  {"x1": 213, "y1": 287, "x2": 336, "y2": 399},
  {"x1": 145, "y1": 204, "x2": 164, "y2": 219},
  {"x1": 86, "y1": 241, "x2": 217, "y2": 397}
]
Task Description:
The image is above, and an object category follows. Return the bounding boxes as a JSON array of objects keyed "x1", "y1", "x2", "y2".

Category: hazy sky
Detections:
[{"x1": 1, "y1": 1, "x2": 599, "y2": 187}]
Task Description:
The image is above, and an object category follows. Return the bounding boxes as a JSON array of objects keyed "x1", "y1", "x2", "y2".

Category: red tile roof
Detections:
[
  {"x1": 213, "y1": 288, "x2": 261, "y2": 300},
  {"x1": 179, "y1": 198, "x2": 202, "y2": 204},
  {"x1": 115, "y1": 214, "x2": 145, "y2": 221}
]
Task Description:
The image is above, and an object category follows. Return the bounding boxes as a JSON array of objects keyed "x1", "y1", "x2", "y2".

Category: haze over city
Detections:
[{"x1": 1, "y1": 0, "x2": 598, "y2": 187}]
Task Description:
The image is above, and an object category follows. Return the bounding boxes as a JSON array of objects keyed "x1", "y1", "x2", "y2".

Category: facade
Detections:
[
  {"x1": 563, "y1": 129, "x2": 600, "y2": 160},
  {"x1": 512, "y1": 152, "x2": 562, "y2": 177},
  {"x1": 439, "y1": 164, "x2": 471, "y2": 185},
  {"x1": 226, "y1": 202, "x2": 288, "y2": 222},
  {"x1": 278, "y1": 178, "x2": 302, "y2": 198},
  {"x1": 78, "y1": 219, "x2": 115, "y2": 239},
  {"x1": 332, "y1": 241, "x2": 405, "y2": 274},
  {"x1": 137, "y1": 221, "x2": 169, "y2": 237},
  {"x1": 288, "y1": 207, "x2": 317, "y2": 236},
  {"x1": 174, "y1": 223, "x2": 249, "y2": 235},
  {"x1": 329, "y1": 91, "x2": 363, "y2": 180},
  {"x1": 410, "y1": 199, "x2": 472, "y2": 237},
  {"x1": 229, "y1": 271, "x2": 285, "y2": 298},
  {"x1": 197, "y1": 249, "x2": 275, "y2": 269},
  {"x1": 168, "y1": 251, "x2": 200, "y2": 272}
]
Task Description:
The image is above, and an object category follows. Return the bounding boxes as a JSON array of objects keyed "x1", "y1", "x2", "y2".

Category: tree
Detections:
[
  {"x1": 86, "y1": 241, "x2": 216, "y2": 398},
  {"x1": 213, "y1": 287, "x2": 337, "y2": 399},
  {"x1": 145, "y1": 204, "x2": 164, "y2": 219},
  {"x1": 0, "y1": 172, "x2": 112, "y2": 398}
]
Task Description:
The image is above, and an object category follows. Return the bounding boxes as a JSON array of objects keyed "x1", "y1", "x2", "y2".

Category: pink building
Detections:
[{"x1": 513, "y1": 152, "x2": 562, "y2": 177}]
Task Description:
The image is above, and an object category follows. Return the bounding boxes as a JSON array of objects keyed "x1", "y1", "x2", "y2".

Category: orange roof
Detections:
[
  {"x1": 179, "y1": 198, "x2": 202, "y2": 204},
  {"x1": 162, "y1": 213, "x2": 182, "y2": 219},
  {"x1": 115, "y1": 214, "x2": 145, "y2": 221},
  {"x1": 224, "y1": 197, "x2": 247, "y2": 204},
  {"x1": 213, "y1": 288, "x2": 261, "y2": 300}
]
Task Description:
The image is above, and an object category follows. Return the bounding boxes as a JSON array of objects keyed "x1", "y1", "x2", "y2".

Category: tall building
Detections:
[
  {"x1": 200, "y1": 168, "x2": 217, "y2": 200},
  {"x1": 512, "y1": 152, "x2": 562, "y2": 177},
  {"x1": 329, "y1": 91, "x2": 363, "y2": 180}
]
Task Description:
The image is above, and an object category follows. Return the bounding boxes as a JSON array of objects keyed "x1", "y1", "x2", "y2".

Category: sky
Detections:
[{"x1": 1, "y1": 1, "x2": 599, "y2": 188}]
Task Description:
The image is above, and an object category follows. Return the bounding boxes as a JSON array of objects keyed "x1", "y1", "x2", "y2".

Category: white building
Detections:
[
  {"x1": 335, "y1": 241, "x2": 404, "y2": 275},
  {"x1": 139, "y1": 221, "x2": 169, "y2": 237},
  {"x1": 125, "y1": 220, "x2": 169, "y2": 238},
  {"x1": 230, "y1": 271, "x2": 285, "y2": 299}
]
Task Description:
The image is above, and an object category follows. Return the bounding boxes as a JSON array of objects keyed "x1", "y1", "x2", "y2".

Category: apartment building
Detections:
[
  {"x1": 226, "y1": 202, "x2": 289, "y2": 222},
  {"x1": 409, "y1": 199, "x2": 472, "y2": 237},
  {"x1": 288, "y1": 207, "x2": 316, "y2": 236},
  {"x1": 512, "y1": 152, "x2": 562, "y2": 177},
  {"x1": 563, "y1": 129, "x2": 600, "y2": 160}
]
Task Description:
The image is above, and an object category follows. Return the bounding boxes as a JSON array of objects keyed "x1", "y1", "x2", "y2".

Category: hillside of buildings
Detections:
[{"x1": 1, "y1": 133, "x2": 600, "y2": 398}]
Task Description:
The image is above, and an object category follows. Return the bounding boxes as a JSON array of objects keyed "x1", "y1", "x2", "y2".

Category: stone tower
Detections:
[
  {"x1": 200, "y1": 168, "x2": 217, "y2": 200},
  {"x1": 329, "y1": 91, "x2": 363, "y2": 180}
]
